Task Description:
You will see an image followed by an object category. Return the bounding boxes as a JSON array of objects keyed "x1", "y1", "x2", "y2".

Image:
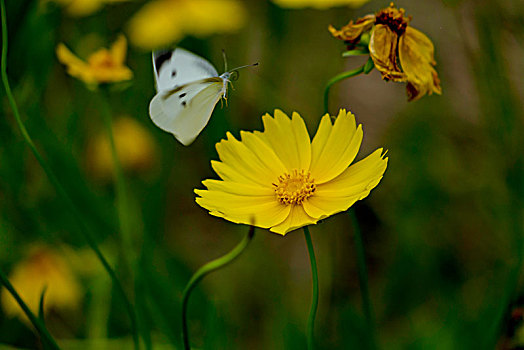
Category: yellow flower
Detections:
[
  {"x1": 1, "y1": 245, "x2": 82, "y2": 322},
  {"x1": 195, "y1": 109, "x2": 387, "y2": 235},
  {"x1": 271, "y1": 0, "x2": 370, "y2": 9},
  {"x1": 329, "y1": 3, "x2": 441, "y2": 101},
  {"x1": 127, "y1": 0, "x2": 246, "y2": 50},
  {"x1": 86, "y1": 116, "x2": 157, "y2": 180},
  {"x1": 44, "y1": 0, "x2": 127, "y2": 17},
  {"x1": 56, "y1": 35, "x2": 133, "y2": 85}
]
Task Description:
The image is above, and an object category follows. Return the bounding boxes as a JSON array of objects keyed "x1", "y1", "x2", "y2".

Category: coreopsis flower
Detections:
[
  {"x1": 195, "y1": 109, "x2": 387, "y2": 235},
  {"x1": 329, "y1": 2, "x2": 441, "y2": 101},
  {"x1": 56, "y1": 35, "x2": 133, "y2": 85},
  {"x1": 44, "y1": 0, "x2": 127, "y2": 17},
  {"x1": 1, "y1": 246, "x2": 82, "y2": 322},
  {"x1": 271, "y1": 0, "x2": 369, "y2": 9},
  {"x1": 127, "y1": 0, "x2": 246, "y2": 50},
  {"x1": 86, "y1": 116, "x2": 157, "y2": 180}
]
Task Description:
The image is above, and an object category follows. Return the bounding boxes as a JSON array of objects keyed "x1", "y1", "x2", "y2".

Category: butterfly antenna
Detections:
[
  {"x1": 229, "y1": 62, "x2": 259, "y2": 72},
  {"x1": 222, "y1": 49, "x2": 228, "y2": 73}
]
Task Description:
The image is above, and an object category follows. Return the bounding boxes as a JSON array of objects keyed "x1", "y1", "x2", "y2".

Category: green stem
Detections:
[
  {"x1": 348, "y1": 210, "x2": 377, "y2": 349},
  {"x1": 0, "y1": 268, "x2": 61, "y2": 350},
  {"x1": 323, "y1": 65, "x2": 365, "y2": 115},
  {"x1": 0, "y1": 3, "x2": 139, "y2": 350},
  {"x1": 303, "y1": 226, "x2": 319, "y2": 350},
  {"x1": 182, "y1": 226, "x2": 255, "y2": 350}
]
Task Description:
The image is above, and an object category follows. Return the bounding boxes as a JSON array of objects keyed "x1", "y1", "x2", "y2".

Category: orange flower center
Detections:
[
  {"x1": 89, "y1": 50, "x2": 117, "y2": 69},
  {"x1": 273, "y1": 169, "x2": 316, "y2": 205},
  {"x1": 375, "y1": 2, "x2": 410, "y2": 36}
]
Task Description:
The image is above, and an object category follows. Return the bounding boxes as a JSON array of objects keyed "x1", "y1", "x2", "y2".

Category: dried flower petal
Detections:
[{"x1": 399, "y1": 27, "x2": 442, "y2": 101}]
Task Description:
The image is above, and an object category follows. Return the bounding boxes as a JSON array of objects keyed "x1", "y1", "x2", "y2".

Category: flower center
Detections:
[
  {"x1": 89, "y1": 50, "x2": 117, "y2": 69},
  {"x1": 375, "y1": 2, "x2": 410, "y2": 36},
  {"x1": 273, "y1": 169, "x2": 316, "y2": 205}
]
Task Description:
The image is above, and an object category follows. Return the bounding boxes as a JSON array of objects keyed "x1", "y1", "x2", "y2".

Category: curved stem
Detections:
[
  {"x1": 323, "y1": 65, "x2": 365, "y2": 115},
  {"x1": 182, "y1": 226, "x2": 255, "y2": 350},
  {"x1": 348, "y1": 210, "x2": 377, "y2": 349},
  {"x1": 0, "y1": 269, "x2": 61, "y2": 349},
  {"x1": 0, "y1": 3, "x2": 139, "y2": 350},
  {"x1": 303, "y1": 226, "x2": 319, "y2": 350}
]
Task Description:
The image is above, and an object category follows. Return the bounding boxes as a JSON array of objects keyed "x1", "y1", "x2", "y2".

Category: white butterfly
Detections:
[{"x1": 149, "y1": 48, "x2": 255, "y2": 146}]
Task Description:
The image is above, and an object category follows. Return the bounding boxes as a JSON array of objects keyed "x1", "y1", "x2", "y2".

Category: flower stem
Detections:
[
  {"x1": 348, "y1": 210, "x2": 377, "y2": 349},
  {"x1": 323, "y1": 65, "x2": 365, "y2": 115},
  {"x1": 0, "y1": 3, "x2": 139, "y2": 350},
  {"x1": 182, "y1": 226, "x2": 255, "y2": 350},
  {"x1": 303, "y1": 226, "x2": 319, "y2": 350},
  {"x1": 0, "y1": 268, "x2": 61, "y2": 350}
]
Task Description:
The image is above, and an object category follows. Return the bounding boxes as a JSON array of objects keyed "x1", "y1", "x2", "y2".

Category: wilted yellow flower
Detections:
[
  {"x1": 1, "y1": 246, "x2": 82, "y2": 322},
  {"x1": 86, "y1": 117, "x2": 157, "y2": 180},
  {"x1": 44, "y1": 0, "x2": 127, "y2": 17},
  {"x1": 56, "y1": 35, "x2": 133, "y2": 85},
  {"x1": 195, "y1": 109, "x2": 387, "y2": 235},
  {"x1": 329, "y1": 3, "x2": 441, "y2": 101},
  {"x1": 271, "y1": 0, "x2": 369, "y2": 9},
  {"x1": 127, "y1": 0, "x2": 246, "y2": 50}
]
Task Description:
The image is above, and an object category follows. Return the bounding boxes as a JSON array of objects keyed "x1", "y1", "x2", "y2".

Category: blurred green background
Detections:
[{"x1": 1, "y1": 0, "x2": 523, "y2": 349}]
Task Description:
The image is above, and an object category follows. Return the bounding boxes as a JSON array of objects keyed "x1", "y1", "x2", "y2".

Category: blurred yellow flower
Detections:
[
  {"x1": 329, "y1": 3, "x2": 441, "y2": 101},
  {"x1": 45, "y1": 0, "x2": 127, "y2": 17},
  {"x1": 195, "y1": 109, "x2": 387, "y2": 235},
  {"x1": 56, "y1": 35, "x2": 133, "y2": 85},
  {"x1": 127, "y1": 0, "x2": 246, "y2": 50},
  {"x1": 271, "y1": 0, "x2": 369, "y2": 9},
  {"x1": 86, "y1": 116, "x2": 157, "y2": 180},
  {"x1": 1, "y1": 246, "x2": 82, "y2": 322}
]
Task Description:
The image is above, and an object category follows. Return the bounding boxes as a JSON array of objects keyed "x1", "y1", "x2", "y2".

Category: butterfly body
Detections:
[{"x1": 149, "y1": 48, "x2": 232, "y2": 146}]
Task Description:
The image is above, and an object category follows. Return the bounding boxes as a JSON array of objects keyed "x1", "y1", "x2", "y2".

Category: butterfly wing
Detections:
[
  {"x1": 149, "y1": 79, "x2": 224, "y2": 145},
  {"x1": 152, "y1": 48, "x2": 219, "y2": 92}
]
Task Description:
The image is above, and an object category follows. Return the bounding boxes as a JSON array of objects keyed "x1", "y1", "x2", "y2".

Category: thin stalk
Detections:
[
  {"x1": 0, "y1": 3, "x2": 139, "y2": 349},
  {"x1": 303, "y1": 226, "x2": 319, "y2": 350},
  {"x1": 0, "y1": 268, "x2": 61, "y2": 350},
  {"x1": 182, "y1": 226, "x2": 255, "y2": 350},
  {"x1": 349, "y1": 210, "x2": 377, "y2": 349},
  {"x1": 323, "y1": 65, "x2": 365, "y2": 115}
]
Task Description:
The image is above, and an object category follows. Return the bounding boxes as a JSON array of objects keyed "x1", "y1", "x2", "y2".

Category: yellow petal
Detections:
[
  {"x1": 239, "y1": 131, "x2": 288, "y2": 178},
  {"x1": 257, "y1": 110, "x2": 310, "y2": 172},
  {"x1": 110, "y1": 35, "x2": 128, "y2": 65},
  {"x1": 56, "y1": 43, "x2": 94, "y2": 83},
  {"x1": 201, "y1": 179, "x2": 274, "y2": 197},
  {"x1": 195, "y1": 190, "x2": 275, "y2": 212},
  {"x1": 270, "y1": 205, "x2": 318, "y2": 236},
  {"x1": 309, "y1": 109, "x2": 363, "y2": 184},
  {"x1": 270, "y1": 205, "x2": 318, "y2": 235},
  {"x1": 369, "y1": 24, "x2": 406, "y2": 82},
  {"x1": 216, "y1": 132, "x2": 278, "y2": 187},
  {"x1": 196, "y1": 195, "x2": 291, "y2": 229},
  {"x1": 310, "y1": 113, "x2": 332, "y2": 168},
  {"x1": 211, "y1": 161, "x2": 264, "y2": 186},
  {"x1": 291, "y1": 112, "x2": 311, "y2": 171},
  {"x1": 399, "y1": 27, "x2": 442, "y2": 101},
  {"x1": 303, "y1": 149, "x2": 387, "y2": 218}
]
